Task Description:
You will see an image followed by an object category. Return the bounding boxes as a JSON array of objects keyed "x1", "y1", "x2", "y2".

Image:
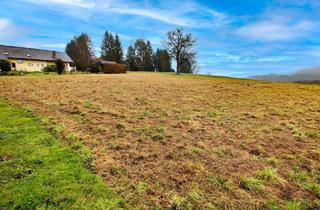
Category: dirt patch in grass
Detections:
[{"x1": 0, "y1": 73, "x2": 319, "y2": 209}]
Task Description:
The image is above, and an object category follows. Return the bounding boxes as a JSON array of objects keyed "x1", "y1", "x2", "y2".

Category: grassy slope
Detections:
[
  {"x1": 0, "y1": 101, "x2": 123, "y2": 209},
  {"x1": 0, "y1": 72, "x2": 319, "y2": 209}
]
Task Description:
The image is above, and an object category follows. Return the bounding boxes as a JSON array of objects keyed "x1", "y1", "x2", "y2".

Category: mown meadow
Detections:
[{"x1": 0, "y1": 72, "x2": 319, "y2": 209}]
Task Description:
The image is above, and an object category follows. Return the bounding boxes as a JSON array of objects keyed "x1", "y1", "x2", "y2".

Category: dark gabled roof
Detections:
[
  {"x1": 0, "y1": 45, "x2": 73, "y2": 63},
  {"x1": 99, "y1": 60, "x2": 117, "y2": 65},
  {"x1": 96, "y1": 58, "x2": 117, "y2": 65}
]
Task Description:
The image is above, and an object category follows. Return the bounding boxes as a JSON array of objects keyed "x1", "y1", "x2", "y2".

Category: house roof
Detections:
[
  {"x1": 0, "y1": 45, "x2": 73, "y2": 63},
  {"x1": 99, "y1": 60, "x2": 117, "y2": 65}
]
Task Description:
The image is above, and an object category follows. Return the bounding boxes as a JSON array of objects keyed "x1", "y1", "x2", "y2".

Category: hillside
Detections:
[
  {"x1": 250, "y1": 67, "x2": 320, "y2": 83},
  {"x1": 0, "y1": 72, "x2": 319, "y2": 209}
]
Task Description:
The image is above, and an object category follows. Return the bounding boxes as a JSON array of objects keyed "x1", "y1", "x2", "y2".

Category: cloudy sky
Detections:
[{"x1": 1, "y1": 0, "x2": 320, "y2": 77}]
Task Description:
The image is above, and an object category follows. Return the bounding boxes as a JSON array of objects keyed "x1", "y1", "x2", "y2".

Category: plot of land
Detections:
[
  {"x1": 0, "y1": 100, "x2": 122, "y2": 209},
  {"x1": 0, "y1": 72, "x2": 319, "y2": 209}
]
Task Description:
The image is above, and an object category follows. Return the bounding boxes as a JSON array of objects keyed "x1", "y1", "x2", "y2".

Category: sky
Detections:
[{"x1": 0, "y1": 0, "x2": 320, "y2": 77}]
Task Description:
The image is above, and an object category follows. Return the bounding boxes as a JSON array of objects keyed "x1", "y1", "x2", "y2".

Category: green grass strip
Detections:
[{"x1": 0, "y1": 101, "x2": 124, "y2": 209}]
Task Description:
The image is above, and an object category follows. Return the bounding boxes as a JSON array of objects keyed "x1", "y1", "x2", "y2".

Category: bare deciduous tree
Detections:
[{"x1": 165, "y1": 28, "x2": 196, "y2": 74}]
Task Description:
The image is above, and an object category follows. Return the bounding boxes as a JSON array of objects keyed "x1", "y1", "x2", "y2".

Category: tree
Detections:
[
  {"x1": 114, "y1": 34, "x2": 124, "y2": 63},
  {"x1": 101, "y1": 31, "x2": 115, "y2": 61},
  {"x1": 66, "y1": 33, "x2": 94, "y2": 72},
  {"x1": 101, "y1": 31, "x2": 124, "y2": 63},
  {"x1": 55, "y1": 59, "x2": 64, "y2": 75},
  {"x1": 126, "y1": 45, "x2": 137, "y2": 71},
  {"x1": 154, "y1": 49, "x2": 172, "y2": 72},
  {"x1": 134, "y1": 39, "x2": 146, "y2": 71},
  {"x1": 145, "y1": 41, "x2": 154, "y2": 71},
  {"x1": 89, "y1": 59, "x2": 101, "y2": 73},
  {"x1": 180, "y1": 53, "x2": 198, "y2": 74},
  {"x1": 165, "y1": 28, "x2": 196, "y2": 74},
  {"x1": 0, "y1": 60, "x2": 11, "y2": 72},
  {"x1": 134, "y1": 39, "x2": 154, "y2": 71}
]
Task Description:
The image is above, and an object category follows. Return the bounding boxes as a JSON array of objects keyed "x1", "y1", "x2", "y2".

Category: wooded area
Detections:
[{"x1": 65, "y1": 28, "x2": 197, "y2": 74}]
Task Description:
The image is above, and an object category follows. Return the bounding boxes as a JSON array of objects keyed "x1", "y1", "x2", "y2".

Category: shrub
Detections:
[
  {"x1": 55, "y1": 59, "x2": 64, "y2": 75},
  {"x1": 101, "y1": 63, "x2": 127, "y2": 74},
  {"x1": 0, "y1": 60, "x2": 11, "y2": 73},
  {"x1": 9, "y1": 71, "x2": 21, "y2": 76},
  {"x1": 42, "y1": 65, "x2": 56, "y2": 73},
  {"x1": 89, "y1": 60, "x2": 101, "y2": 73}
]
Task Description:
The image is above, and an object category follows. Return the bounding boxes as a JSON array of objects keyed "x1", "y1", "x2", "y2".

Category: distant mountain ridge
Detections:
[{"x1": 250, "y1": 67, "x2": 320, "y2": 82}]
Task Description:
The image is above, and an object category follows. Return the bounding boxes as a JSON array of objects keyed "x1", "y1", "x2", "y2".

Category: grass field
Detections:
[
  {"x1": 0, "y1": 72, "x2": 319, "y2": 209},
  {"x1": 0, "y1": 101, "x2": 123, "y2": 209}
]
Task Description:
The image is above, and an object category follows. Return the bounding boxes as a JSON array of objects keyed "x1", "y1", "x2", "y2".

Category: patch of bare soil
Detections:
[{"x1": 0, "y1": 73, "x2": 319, "y2": 209}]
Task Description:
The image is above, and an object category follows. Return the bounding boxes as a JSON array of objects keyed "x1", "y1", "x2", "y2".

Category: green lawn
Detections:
[{"x1": 0, "y1": 101, "x2": 124, "y2": 209}]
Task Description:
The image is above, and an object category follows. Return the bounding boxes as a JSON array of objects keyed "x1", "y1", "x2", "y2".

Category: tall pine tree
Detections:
[
  {"x1": 101, "y1": 31, "x2": 115, "y2": 61},
  {"x1": 101, "y1": 31, "x2": 124, "y2": 63},
  {"x1": 145, "y1": 41, "x2": 154, "y2": 71},
  {"x1": 134, "y1": 39, "x2": 154, "y2": 71},
  {"x1": 114, "y1": 34, "x2": 124, "y2": 63},
  {"x1": 126, "y1": 45, "x2": 137, "y2": 71},
  {"x1": 134, "y1": 39, "x2": 146, "y2": 71}
]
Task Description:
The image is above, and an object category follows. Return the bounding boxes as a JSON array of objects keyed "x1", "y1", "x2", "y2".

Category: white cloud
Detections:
[
  {"x1": 21, "y1": 0, "x2": 230, "y2": 27},
  {"x1": 12, "y1": 41, "x2": 67, "y2": 51},
  {"x1": 236, "y1": 17, "x2": 315, "y2": 42},
  {"x1": 40, "y1": 43, "x2": 66, "y2": 49},
  {"x1": 25, "y1": 0, "x2": 95, "y2": 8},
  {"x1": 255, "y1": 56, "x2": 293, "y2": 62},
  {"x1": 200, "y1": 51, "x2": 294, "y2": 66},
  {"x1": 105, "y1": 6, "x2": 189, "y2": 26},
  {"x1": 0, "y1": 19, "x2": 28, "y2": 42}
]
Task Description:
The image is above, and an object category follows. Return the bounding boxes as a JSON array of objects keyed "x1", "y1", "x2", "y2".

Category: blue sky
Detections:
[{"x1": 1, "y1": 0, "x2": 320, "y2": 77}]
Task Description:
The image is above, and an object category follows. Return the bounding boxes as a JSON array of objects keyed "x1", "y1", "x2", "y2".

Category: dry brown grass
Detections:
[{"x1": 0, "y1": 72, "x2": 319, "y2": 209}]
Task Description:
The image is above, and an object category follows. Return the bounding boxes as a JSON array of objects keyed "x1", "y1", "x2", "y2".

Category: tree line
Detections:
[{"x1": 65, "y1": 28, "x2": 197, "y2": 74}]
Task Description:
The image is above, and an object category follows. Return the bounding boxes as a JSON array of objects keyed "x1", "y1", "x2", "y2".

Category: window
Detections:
[
  {"x1": 28, "y1": 63, "x2": 33, "y2": 67},
  {"x1": 17, "y1": 60, "x2": 23, "y2": 64},
  {"x1": 41, "y1": 64, "x2": 45, "y2": 67},
  {"x1": 12, "y1": 63, "x2": 16, "y2": 68},
  {"x1": 37, "y1": 64, "x2": 40, "y2": 67}
]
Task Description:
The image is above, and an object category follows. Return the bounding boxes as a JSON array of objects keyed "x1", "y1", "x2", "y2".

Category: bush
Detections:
[
  {"x1": 101, "y1": 63, "x2": 127, "y2": 74},
  {"x1": 89, "y1": 61, "x2": 101, "y2": 73},
  {"x1": 55, "y1": 59, "x2": 64, "y2": 75},
  {"x1": 9, "y1": 71, "x2": 21, "y2": 76},
  {"x1": 0, "y1": 60, "x2": 11, "y2": 73},
  {"x1": 42, "y1": 65, "x2": 57, "y2": 73}
]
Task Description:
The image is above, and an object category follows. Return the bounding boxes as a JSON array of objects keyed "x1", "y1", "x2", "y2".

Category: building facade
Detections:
[{"x1": 0, "y1": 45, "x2": 74, "y2": 72}]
